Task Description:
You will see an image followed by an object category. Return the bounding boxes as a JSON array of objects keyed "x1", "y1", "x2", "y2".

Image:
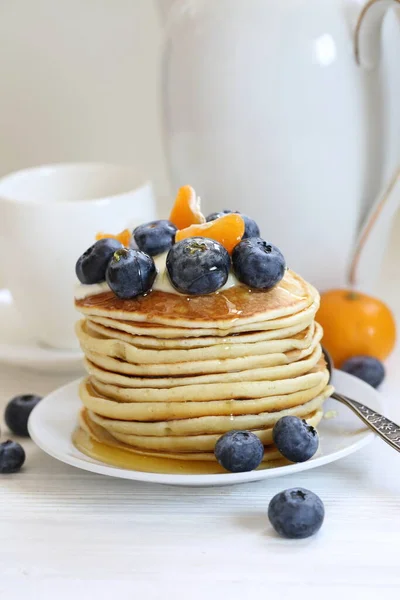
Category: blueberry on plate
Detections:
[
  {"x1": 0, "y1": 440, "x2": 26, "y2": 474},
  {"x1": 268, "y1": 488, "x2": 324, "y2": 539},
  {"x1": 166, "y1": 237, "x2": 230, "y2": 295},
  {"x1": 5, "y1": 394, "x2": 42, "y2": 437},
  {"x1": 133, "y1": 220, "x2": 177, "y2": 256},
  {"x1": 341, "y1": 355, "x2": 385, "y2": 388},
  {"x1": 206, "y1": 210, "x2": 260, "y2": 239},
  {"x1": 106, "y1": 247, "x2": 156, "y2": 299},
  {"x1": 273, "y1": 416, "x2": 319, "y2": 463},
  {"x1": 232, "y1": 238, "x2": 286, "y2": 289},
  {"x1": 76, "y1": 238, "x2": 123, "y2": 284},
  {"x1": 214, "y1": 430, "x2": 264, "y2": 473}
]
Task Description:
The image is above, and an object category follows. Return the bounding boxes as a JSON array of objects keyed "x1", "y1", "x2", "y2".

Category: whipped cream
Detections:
[
  {"x1": 75, "y1": 280, "x2": 111, "y2": 300},
  {"x1": 74, "y1": 252, "x2": 240, "y2": 300}
]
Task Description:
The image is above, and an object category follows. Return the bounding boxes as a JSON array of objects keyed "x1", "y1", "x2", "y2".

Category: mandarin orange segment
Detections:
[
  {"x1": 96, "y1": 229, "x2": 131, "y2": 247},
  {"x1": 175, "y1": 213, "x2": 245, "y2": 254},
  {"x1": 169, "y1": 185, "x2": 205, "y2": 229}
]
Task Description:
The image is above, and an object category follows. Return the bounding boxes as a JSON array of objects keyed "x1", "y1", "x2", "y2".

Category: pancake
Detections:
[
  {"x1": 74, "y1": 259, "x2": 331, "y2": 473},
  {"x1": 83, "y1": 343, "x2": 323, "y2": 389},
  {"x1": 86, "y1": 303, "x2": 317, "y2": 338},
  {"x1": 80, "y1": 344, "x2": 321, "y2": 389},
  {"x1": 85, "y1": 318, "x2": 313, "y2": 349},
  {"x1": 83, "y1": 347, "x2": 314, "y2": 377},
  {"x1": 82, "y1": 377, "x2": 330, "y2": 420},
  {"x1": 88, "y1": 386, "x2": 332, "y2": 437},
  {"x1": 81, "y1": 324, "x2": 322, "y2": 378},
  {"x1": 76, "y1": 319, "x2": 318, "y2": 362},
  {"x1": 79, "y1": 409, "x2": 323, "y2": 460},
  {"x1": 81, "y1": 323, "x2": 322, "y2": 376},
  {"x1": 75, "y1": 269, "x2": 317, "y2": 329},
  {"x1": 81, "y1": 356, "x2": 327, "y2": 404},
  {"x1": 105, "y1": 408, "x2": 324, "y2": 452},
  {"x1": 78, "y1": 409, "x2": 286, "y2": 465}
]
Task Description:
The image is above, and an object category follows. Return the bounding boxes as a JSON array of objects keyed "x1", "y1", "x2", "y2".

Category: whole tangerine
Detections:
[{"x1": 317, "y1": 289, "x2": 396, "y2": 367}]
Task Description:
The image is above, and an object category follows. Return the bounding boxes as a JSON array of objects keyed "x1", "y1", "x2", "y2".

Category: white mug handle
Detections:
[{"x1": 349, "y1": 0, "x2": 400, "y2": 290}]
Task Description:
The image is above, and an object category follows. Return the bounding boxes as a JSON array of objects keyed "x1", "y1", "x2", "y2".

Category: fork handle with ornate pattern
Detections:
[{"x1": 332, "y1": 392, "x2": 400, "y2": 453}]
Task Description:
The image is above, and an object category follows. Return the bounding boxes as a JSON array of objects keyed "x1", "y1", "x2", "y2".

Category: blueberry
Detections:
[
  {"x1": 206, "y1": 210, "x2": 260, "y2": 239},
  {"x1": 206, "y1": 210, "x2": 233, "y2": 221},
  {"x1": 214, "y1": 430, "x2": 264, "y2": 473},
  {"x1": 76, "y1": 238, "x2": 123, "y2": 284},
  {"x1": 166, "y1": 237, "x2": 230, "y2": 295},
  {"x1": 5, "y1": 394, "x2": 42, "y2": 437},
  {"x1": 106, "y1": 247, "x2": 156, "y2": 299},
  {"x1": 133, "y1": 220, "x2": 177, "y2": 256},
  {"x1": 341, "y1": 355, "x2": 385, "y2": 388},
  {"x1": 232, "y1": 238, "x2": 285, "y2": 289},
  {"x1": 273, "y1": 416, "x2": 319, "y2": 463},
  {"x1": 268, "y1": 488, "x2": 324, "y2": 539},
  {"x1": 0, "y1": 440, "x2": 26, "y2": 474}
]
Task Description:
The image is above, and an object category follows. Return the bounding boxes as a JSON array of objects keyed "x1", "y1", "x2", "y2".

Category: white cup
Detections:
[{"x1": 0, "y1": 163, "x2": 156, "y2": 349}]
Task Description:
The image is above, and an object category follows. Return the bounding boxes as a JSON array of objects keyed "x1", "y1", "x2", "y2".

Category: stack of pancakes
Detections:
[{"x1": 75, "y1": 269, "x2": 333, "y2": 468}]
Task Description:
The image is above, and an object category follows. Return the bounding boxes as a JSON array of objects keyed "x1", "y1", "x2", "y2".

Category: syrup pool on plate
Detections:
[{"x1": 72, "y1": 427, "x2": 284, "y2": 475}]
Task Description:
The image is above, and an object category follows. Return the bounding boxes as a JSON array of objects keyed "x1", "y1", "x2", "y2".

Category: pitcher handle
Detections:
[{"x1": 349, "y1": 0, "x2": 400, "y2": 288}]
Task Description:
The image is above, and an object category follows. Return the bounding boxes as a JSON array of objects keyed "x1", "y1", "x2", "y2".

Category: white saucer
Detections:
[
  {"x1": 29, "y1": 370, "x2": 383, "y2": 486},
  {"x1": 0, "y1": 289, "x2": 83, "y2": 373}
]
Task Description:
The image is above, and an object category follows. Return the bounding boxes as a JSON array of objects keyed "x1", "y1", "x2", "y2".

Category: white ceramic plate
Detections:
[
  {"x1": 28, "y1": 370, "x2": 383, "y2": 486},
  {"x1": 0, "y1": 289, "x2": 83, "y2": 373}
]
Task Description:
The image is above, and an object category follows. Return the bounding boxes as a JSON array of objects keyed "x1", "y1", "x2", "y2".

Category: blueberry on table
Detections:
[
  {"x1": 206, "y1": 210, "x2": 260, "y2": 239},
  {"x1": 5, "y1": 394, "x2": 42, "y2": 437},
  {"x1": 76, "y1": 238, "x2": 123, "y2": 284},
  {"x1": 166, "y1": 237, "x2": 230, "y2": 295},
  {"x1": 0, "y1": 440, "x2": 26, "y2": 474},
  {"x1": 106, "y1": 248, "x2": 156, "y2": 299},
  {"x1": 273, "y1": 416, "x2": 319, "y2": 463},
  {"x1": 232, "y1": 238, "x2": 285, "y2": 289},
  {"x1": 341, "y1": 355, "x2": 385, "y2": 388},
  {"x1": 133, "y1": 220, "x2": 177, "y2": 256},
  {"x1": 268, "y1": 488, "x2": 324, "y2": 539},
  {"x1": 214, "y1": 430, "x2": 264, "y2": 473}
]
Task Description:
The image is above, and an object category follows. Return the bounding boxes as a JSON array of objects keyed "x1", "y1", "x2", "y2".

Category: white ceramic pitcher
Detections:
[{"x1": 159, "y1": 0, "x2": 400, "y2": 293}]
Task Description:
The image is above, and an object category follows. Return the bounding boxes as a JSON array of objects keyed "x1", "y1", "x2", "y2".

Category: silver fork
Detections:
[{"x1": 322, "y1": 347, "x2": 400, "y2": 453}]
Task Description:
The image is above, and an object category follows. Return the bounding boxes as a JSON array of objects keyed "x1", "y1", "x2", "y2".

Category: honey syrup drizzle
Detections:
[
  {"x1": 73, "y1": 427, "x2": 226, "y2": 474},
  {"x1": 72, "y1": 427, "x2": 285, "y2": 475}
]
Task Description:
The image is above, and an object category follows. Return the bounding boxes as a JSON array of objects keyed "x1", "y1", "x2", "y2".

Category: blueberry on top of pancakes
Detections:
[
  {"x1": 133, "y1": 220, "x2": 177, "y2": 256},
  {"x1": 206, "y1": 210, "x2": 260, "y2": 239},
  {"x1": 106, "y1": 247, "x2": 156, "y2": 299},
  {"x1": 76, "y1": 238, "x2": 123, "y2": 284},
  {"x1": 232, "y1": 238, "x2": 286, "y2": 290},
  {"x1": 166, "y1": 237, "x2": 230, "y2": 295}
]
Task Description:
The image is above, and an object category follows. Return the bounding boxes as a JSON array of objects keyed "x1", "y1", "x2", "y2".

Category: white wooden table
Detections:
[{"x1": 1, "y1": 356, "x2": 400, "y2": 600}]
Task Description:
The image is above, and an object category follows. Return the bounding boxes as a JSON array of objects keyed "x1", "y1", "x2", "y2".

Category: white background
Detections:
[
  {"x1": 1, "y1": 357, "x2": 400, "y2": 599},
  {"x1": 1, "y1": 0, "x2": 399, "y2": 314},
  {"x1": 0, "y1": 0, "x2": 171, "y2": 209},
  {"x1": 0, "y1": 3, "x2": 399, "y2": 596}
]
